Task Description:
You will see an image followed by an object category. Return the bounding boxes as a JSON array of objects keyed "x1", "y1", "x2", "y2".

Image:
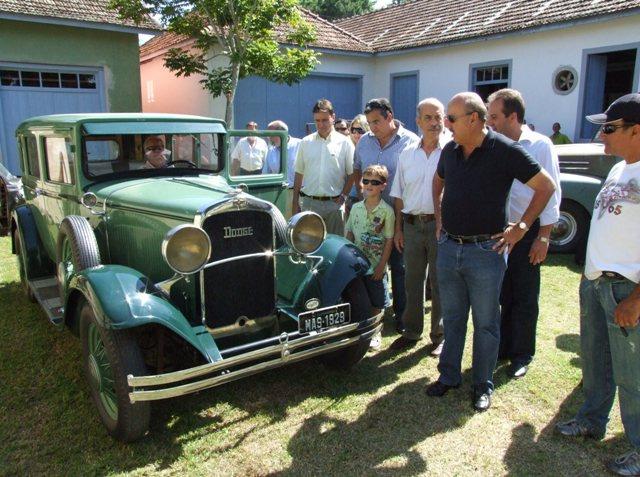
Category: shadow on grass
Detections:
[
  {"x1": 272, "y1": 370, "x2": 478, "y2": 476},
  {"x1": 556, "y1": 333, "x2": 581, "y2": 368}
]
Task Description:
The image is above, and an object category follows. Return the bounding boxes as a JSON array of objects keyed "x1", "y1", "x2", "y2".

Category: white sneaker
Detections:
[{"x1": 369, "y1": 331, "x2": 382, "y2": 351}]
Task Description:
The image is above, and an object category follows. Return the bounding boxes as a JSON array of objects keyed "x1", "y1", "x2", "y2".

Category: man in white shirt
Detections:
[
  {"x1": 292, "y1": 99, "x2": 355, "y2": 235},
  {"x1": 556, "y1": 93, "x2": 640, "y2": 477},
  {"x1": 390, "y1": 98, "x2": 448, "y2": 353},
  {"x1": 262, "y1": 120, "x2": 301, "y2": 218},
  {"x1": 487, "y1": 88, "x2": 561, "y2": 379},
  {"x1": 231, "y1": 121, "x2": 268, "y2": 175}
]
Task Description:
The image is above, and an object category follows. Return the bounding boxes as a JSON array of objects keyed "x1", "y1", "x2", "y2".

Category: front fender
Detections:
[
  {"x1": 69, "y1": 264, "x2": 221, "y2": 362},
  {"x1": 277, "y1": 235, "x2": 370, "y2": 310},
  {"x1": 560, "y1": 173, "x2": 603, "y2": 213}
]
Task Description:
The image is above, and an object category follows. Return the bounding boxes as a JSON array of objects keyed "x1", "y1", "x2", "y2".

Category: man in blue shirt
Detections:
[
  {"x1": 354, "y1": 98, "x2": 419, "y2": 341},
  {"x1": 262, "y1": 120, "x2": 301, "y2": 218}
]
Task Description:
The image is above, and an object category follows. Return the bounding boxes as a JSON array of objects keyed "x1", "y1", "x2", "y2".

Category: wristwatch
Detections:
[
  {"x1": 537, "y1": 236, "x2": 549, "y2": 243},
  {"x1": 517, "y1": 221, "x2": 529, "y2": 231}
]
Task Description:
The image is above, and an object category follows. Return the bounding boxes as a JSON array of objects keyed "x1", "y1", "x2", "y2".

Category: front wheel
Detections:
[
  {"x1": 549, "y1": 200, "x2": 590, "y2": 254},
  {"x1": 79, "y1": 300, "x2": 150, "y2": 442},
  {"x1": 320, "y1": 277, "x2": 373, "y2": 370}
]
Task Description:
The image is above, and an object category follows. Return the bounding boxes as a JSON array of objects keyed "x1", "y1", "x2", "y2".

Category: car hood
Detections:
[{"x1": 89, "y1": 174, "x2": 237, "y2": 218}]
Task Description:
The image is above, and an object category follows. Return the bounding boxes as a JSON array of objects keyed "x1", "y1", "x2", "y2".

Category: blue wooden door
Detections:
[
  {"x1": 0, "y1": 68, "x2": 104, "y2": 174},
  {"x1": 391, "y1": 73, "x2": 418, "y2": 133},
  {"x1": 235, "y1": 74, "x2": 362, "y2": 139},
  {"x1": 580, "y1": 55, "x2": 607, "y2": 141}
]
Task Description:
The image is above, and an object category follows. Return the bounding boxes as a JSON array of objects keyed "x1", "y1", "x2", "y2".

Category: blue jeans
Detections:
[
  {"x1": 388, "y1": 247, "x2": 406, "y2": 320},
  {"x1": 436, "y1": 234, "x2": 507, "y2": 393},
  {"x1": 576, "y1": 276, "x2": 640, "y2": 449}
]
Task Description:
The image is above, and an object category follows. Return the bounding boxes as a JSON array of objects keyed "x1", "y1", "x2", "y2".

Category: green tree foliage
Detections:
[
  {"x1": 299, "y1": 0, "x2": 373, "y2": 21},
  {"x1": 109, "y1": 0, "x2": 320, "y2": 126}
]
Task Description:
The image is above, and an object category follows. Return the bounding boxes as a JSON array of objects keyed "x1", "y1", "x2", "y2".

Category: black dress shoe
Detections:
[
  {"x1": 473, "y1": 392, "x2": 491, "y2": 412},
  {"x1": 509, "y1": 363, "x2": 528, "y2": 379},
  {"x1": 425, "y1": 381, "x2": 459, "y2": 397},
  {"x1": 389, "y1": 336, "x2": 418, "y2": 351}
]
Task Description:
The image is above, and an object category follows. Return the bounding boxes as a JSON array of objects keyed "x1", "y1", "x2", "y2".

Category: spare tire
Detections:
[{"x1": 56, "y1": 215, "x2": 101, "y2": 298}]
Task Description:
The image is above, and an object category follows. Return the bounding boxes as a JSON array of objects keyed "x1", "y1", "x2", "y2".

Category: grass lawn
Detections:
[{"x1": 0, "y1": 235, "x2": 623, "y2": 476}]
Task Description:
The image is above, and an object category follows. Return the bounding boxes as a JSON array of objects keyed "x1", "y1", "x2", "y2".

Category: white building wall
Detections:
[{"x1": 369, "y1": 15, "x2": 639, "y2": 139}]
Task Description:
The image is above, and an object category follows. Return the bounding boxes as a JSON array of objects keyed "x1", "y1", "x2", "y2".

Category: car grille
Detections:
[{"x1": 201, "y1": 210, "x2": 275, "y2": 328}]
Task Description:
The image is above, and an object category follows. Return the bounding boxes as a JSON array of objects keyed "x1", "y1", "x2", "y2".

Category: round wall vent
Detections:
[{"x1": 553, "y1": 66, "x2": 578, "y2": 95}]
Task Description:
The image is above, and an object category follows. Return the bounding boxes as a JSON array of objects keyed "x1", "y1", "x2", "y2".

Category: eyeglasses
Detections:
[
  {"x1": 446, "y1": 112, "x2": 474, "y2": 123},
  {"x1": 350, "y1": 127, "x2": 365, "y2": 134},
  {"x1": 362, "y1": 179, "x2": 384, "y2": 186},
  {"x1": 145, "y1": 146, "x2": 164, "y2": 152},
  {"x1": 600, "y1": 123, "x2": 634, "y2": 135}
]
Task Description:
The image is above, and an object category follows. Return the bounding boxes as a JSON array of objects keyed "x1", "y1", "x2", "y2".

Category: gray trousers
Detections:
[
  {"x1": 301, "y1": 196, "x2": 344, "y2": 236},
  {"x1": 401, "y1": 219, "x2": 443, "y2": 343}
]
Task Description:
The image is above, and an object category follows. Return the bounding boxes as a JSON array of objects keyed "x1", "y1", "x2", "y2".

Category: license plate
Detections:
[{"x1": 298, "y1": 303, "x2": 351, "y2": 333}]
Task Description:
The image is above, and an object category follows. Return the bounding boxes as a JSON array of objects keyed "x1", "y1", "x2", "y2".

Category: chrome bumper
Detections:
[{"x1": 127, "y1": 311, "x2": 383, "y2": 403}]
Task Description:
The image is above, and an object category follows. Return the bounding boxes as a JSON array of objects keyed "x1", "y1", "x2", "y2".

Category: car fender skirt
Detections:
[
  {"x1": 12, "y1": 205, "x2": 54, "y2": 279},
  {"x1": 69, "y1": 265, "x2": 221, "y2": 362}
]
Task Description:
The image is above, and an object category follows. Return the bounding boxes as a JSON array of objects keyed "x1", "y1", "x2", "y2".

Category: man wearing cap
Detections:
[{"x1": 556, "y1": 93, "x2": 640, "y2": 476}]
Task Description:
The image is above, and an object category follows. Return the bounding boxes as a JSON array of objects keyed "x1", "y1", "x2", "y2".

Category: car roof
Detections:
[
  {"x1": 554, "y1": 142, "x2": 606, "y2": 156},
  {"x1": 15, "y1": 113, "x2": 226, "y2": 131}
]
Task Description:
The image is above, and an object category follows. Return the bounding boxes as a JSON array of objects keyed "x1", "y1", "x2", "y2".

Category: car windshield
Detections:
[{"x1": 82, "y1": 132, "x2": 223, "y2": 179}]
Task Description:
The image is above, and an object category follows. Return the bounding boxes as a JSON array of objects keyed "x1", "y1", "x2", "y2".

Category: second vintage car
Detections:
[{"x1": 9, "y1": 113, "x2": 381, "y2": 442}]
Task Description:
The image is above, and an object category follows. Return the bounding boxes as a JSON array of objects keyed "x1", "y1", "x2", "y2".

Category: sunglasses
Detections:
[
  {"x1": 601, "y1": 123, "x2": 634, "y2": 135},
  {"x1": 446, "y1": 111, "x2": 473, "y2": 123},
  {"x1": 362, "y1": 178, "x2": 385, "y2": 186},
  {"x1": 350, "y1": 127, "x2": 365, "y2": 134},
  {"x1": 145, "y1": 146, "x2": 164, "y2": 152}
]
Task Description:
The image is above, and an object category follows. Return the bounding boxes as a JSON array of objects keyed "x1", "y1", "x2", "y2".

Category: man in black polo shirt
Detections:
[{"x1": 426, "y1": 92, "x2": 556, "y2": 412}]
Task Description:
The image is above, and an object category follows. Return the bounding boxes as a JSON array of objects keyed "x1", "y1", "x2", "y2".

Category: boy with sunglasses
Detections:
[
  {"x1": 556, "y1": 93, "x2": 640, "y2": 476},
  {"x1": 345, "y1": 164, "x2": 395, "y2": 350}
]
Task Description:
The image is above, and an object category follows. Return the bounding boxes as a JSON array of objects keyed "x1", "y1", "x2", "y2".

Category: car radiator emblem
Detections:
[{"x1": 223, "y1": 226, "x2": 254, "y2": 238}]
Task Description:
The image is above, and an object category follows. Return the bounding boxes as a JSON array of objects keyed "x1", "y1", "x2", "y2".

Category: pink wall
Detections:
[{"x1": 140, "y1": 54, "x2": 212, "y2": 117}]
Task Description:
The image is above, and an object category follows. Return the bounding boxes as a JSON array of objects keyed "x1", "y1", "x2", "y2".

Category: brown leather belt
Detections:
[
  {"x1": 403, "y1": 213, "x2": 435, "y2": 225},
  {"x1": 602, "y1": 271, "x2": 626, "y2": 280},
  {"x1": 300, "y1": 192, "x2": 339, "y2": 201}
]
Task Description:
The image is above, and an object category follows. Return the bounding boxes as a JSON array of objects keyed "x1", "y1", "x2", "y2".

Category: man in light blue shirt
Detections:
[
  {"x1": 354, "y1": 98, "x2": 419, "y2": 337},
  {"x1": 262, "y1": 120, "x2": 301, "y2": 218}
]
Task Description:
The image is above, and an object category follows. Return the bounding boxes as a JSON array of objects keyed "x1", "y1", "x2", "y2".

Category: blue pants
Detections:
[
  {"x1": 388, "y1": 247, "x2": 406, "y2": 320},
  {"x1": 436, "y1": 234, "x2": 507, "y2": 393},
  {"x1": 576, "y1": 276, "x2": 640, "y2": 449}
]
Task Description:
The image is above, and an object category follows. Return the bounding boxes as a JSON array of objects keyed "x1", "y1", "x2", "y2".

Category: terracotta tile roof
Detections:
[
  {"x1": 139, "y1": 7, "x2": 371, "y2": 59},
  {"x1": 336, "y1": 0, "x2": 640, "y2": 53},
  {"x1": 0, "y1": 0, "x2": 160, "y2": 30}
]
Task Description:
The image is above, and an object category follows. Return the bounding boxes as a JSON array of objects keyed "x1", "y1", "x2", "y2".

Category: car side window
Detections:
[
  {"x1": 44, "y1": 137, "x2": 75, "y2": 184},
  {"x1": 25, "y1": 135, "x2": 40, "y2": 177}
]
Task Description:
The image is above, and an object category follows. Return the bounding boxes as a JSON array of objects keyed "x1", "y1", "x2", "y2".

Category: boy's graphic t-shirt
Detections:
[{"x1": 345, "y1": 200, "x2": 395, "y2": 271}]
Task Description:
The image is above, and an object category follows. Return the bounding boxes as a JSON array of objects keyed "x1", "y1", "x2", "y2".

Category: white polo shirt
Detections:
[
  {"x1": 508, "y1": 126, "x2": 561, "y2": 226},
  {"x1": 295, "y1": 130, "x2": 354, "y2": 197},
  {"x1": 390, "y1": 134, "x2": 449, "y2": 214},
  {"x1": 231, "y1": 136, "x2": 268, "y2": 172}
]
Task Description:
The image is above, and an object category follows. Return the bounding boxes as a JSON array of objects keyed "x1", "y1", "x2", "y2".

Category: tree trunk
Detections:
[{"x1": 225, "y1": 63, "x2": 241, "y2": 127}]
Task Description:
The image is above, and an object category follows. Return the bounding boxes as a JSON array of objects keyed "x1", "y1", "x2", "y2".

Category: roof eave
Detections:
[
  {"x1": 0, "y1": 12, "x2": 161, "y2": 35},
  {"x1": 374, "y1": 8, "x2": 640, "y2": 57}
]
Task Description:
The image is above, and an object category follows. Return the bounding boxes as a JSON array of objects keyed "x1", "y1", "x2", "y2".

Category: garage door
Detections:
[
  {"x1": 234, "y1": 73, "x2": 362, "y2": 139},
  {"x1": 0, "y1": 65, "x2": 105, "y2": 174}
]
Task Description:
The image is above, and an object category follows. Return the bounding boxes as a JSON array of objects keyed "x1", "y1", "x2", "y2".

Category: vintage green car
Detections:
[
  {"x1": 8, "y1": 113, "x2": 381, "y2": 442},
  {"x1": 550, "y1": 142, "x2": 621, "y2": 256}
]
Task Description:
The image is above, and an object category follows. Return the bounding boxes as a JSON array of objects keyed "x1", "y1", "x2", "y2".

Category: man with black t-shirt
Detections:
[{"x1": 426, "y1": 92, "x2": 556, "y2": 412}]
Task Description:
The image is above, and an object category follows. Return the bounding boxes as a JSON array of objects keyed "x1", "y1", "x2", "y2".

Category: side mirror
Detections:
[{"x1": 81, "y1": 192, "x2": 105, "y2": 216}]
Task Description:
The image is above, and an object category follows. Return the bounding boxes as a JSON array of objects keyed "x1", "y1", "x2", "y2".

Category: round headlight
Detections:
[
  {"x1": 286, "y1": 212, "x2": 326, "y2": 255},
  {"x1": 162, "y1": 225, "x2": 211, "y2": 274}
]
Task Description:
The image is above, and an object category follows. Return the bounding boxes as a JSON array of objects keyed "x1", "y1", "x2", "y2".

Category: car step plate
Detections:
[{"x1": 298, "y1": 303, "x2": 351, "y2": 333}]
